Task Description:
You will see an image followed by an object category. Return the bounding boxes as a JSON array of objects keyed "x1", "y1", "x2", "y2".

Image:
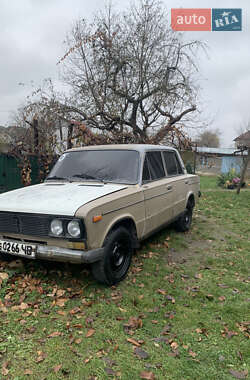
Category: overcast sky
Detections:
[{"x1": 0, "y1": 0, "x2": 249, "y2": 147}]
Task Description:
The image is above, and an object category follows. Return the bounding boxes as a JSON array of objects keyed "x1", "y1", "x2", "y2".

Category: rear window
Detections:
[{"x1": 163, "y1": 151, "x2": 183, "y2": 176}]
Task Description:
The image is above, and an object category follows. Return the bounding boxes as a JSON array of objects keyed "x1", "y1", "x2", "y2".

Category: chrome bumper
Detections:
[{"x1": 36, "y1": 245, "x2": 104, "y2": 264}]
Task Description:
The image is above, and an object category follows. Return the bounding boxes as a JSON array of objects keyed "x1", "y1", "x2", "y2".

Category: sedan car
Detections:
[{"x1": 0, "y1": 145, "x2": 200, "y2": 285}]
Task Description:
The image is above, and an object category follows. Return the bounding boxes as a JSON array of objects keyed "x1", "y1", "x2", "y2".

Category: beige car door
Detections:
[
  {"x1": 142, "y1": 151, "x2": 173, "y2": 237},
  {"x1": 162, "y1": 151, "x2": 186, "y2": 218}
]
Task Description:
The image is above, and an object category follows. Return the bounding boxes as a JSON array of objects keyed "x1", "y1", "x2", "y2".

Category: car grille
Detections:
[{"x1": 0, "y1": 212, "x2": 50, "y2": 237}]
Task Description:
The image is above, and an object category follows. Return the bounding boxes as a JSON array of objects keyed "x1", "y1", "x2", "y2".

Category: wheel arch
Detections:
[
  {"x1": 186, "y1": 192, "x2": 195, "y2": 210},
  {"x1": 102, "y1": 215, "x2": 139, "y2": 248}
]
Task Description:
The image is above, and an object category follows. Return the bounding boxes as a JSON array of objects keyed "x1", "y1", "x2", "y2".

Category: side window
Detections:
[
  {"x1": 142, "y1": 157, "x2": 150, "y2": 181},
  {"x1": 143, "y1": 151, "x2": 165, "y2": 182},
  {"x1": 175, "y1": 155, "x2": 184, "y2": 174},
  {"x1": 163, "y1": 151, "x2": 183, "y2": 176}
]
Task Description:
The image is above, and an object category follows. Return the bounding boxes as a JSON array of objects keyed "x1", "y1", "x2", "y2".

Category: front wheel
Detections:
[
  {"x1": 91, "y1": 227, "x2": 133, "y2": 286},
  {"x1": 0, "y1": 252, "x2": 14, "y2": 262}
]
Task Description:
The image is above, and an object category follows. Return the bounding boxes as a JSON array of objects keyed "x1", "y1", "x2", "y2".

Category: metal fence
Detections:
[{"x1": 0, "y1": 154, "x2": 41, "y2": 193}]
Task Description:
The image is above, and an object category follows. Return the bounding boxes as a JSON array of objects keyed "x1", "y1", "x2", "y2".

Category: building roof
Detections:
[
  {"x1": 234, "y1": 130, "x2": 250, "y2": 141},
  {"x1": 196, "y1": 147, "x2": 235, "y2": 155},
  {"x1": 234, "y1": 130, "x2": 250, "y2": 148}
]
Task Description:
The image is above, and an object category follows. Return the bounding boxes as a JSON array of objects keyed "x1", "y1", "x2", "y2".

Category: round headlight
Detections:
[
  {"x1": 67, "y1": 220, "x2": 81, "y2": 238},
  {"x1": 50, "y1": 219, "x2": 63, "y2": 236}
]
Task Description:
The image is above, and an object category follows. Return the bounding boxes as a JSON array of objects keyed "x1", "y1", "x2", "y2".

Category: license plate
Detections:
[{"x1": 0, "y1": 240, "x2": 36, "y2": 258}]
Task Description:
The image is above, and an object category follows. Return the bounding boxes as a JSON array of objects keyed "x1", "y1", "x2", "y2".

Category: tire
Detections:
[
  {"x1": 91, "y1": 227, "x2": 133, "y2": 286},
  {"x1": 0, "y1": 252, "x2": 14, "y2": 261},
  {"x1": 175, "y1": 207, "x2": 193, "y2": 232}
]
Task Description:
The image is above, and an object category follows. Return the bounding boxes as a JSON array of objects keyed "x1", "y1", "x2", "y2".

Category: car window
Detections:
[
  {"x1": 142, "y1": 157, "x2": 150, "y2": 181},
  {"x1": 47, "y1": 150, "x2": 140, "y2": 184},
  {"x1": 175, "y1": 155, "x2": 184, "y2": 174},
  {"x1": 143, "y1": 151, "x2": 165, "y2": 182},
  {"x1": 163, "y1": 151, "x2": 183, "y2": 176}
]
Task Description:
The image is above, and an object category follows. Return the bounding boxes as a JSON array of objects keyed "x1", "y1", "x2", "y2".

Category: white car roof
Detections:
[{"x1": 67, "y1": 144, "x2": 178, "y2": 154}]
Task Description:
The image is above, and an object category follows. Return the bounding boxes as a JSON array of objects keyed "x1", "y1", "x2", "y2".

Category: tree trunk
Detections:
[
  {"x1": 33, "y1": 118, "x2": 39, "y2": 153},
  {"x1": 237, "y1": 148, "x2": 250, "y2": 194},
  {"x1": 67, "y1": 124, "x2": 73, "y2": 149}
]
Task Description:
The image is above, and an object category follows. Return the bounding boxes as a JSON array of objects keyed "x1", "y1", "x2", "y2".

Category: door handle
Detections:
[
  {"x1": 185, "y1": 180, "x2": 189, "y2": 184},
  {"x1": 167, "y1": 185, "x2": 172, "y2": 191}
]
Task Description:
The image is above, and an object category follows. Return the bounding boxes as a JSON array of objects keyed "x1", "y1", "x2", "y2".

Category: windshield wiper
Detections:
[
  {"x1": 46, "y1": 176, "x2": 70, "y2": 182},
  {"x1": 72, "y1": 173, "x2": 105, "y2": 183}
]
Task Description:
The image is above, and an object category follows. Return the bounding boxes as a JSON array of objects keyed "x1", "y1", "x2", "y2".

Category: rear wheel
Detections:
[
  {"x1": 175, "y1": 206, "x2": 193, "y2": 232},
  {"x1": 91, "y1": 227, "x2": 133, "y2": 286}
]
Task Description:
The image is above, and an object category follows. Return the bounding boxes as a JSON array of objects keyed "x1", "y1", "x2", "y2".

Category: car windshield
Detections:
[{"x1": 46, "y1": 150, "x2": 140, "y2": 184}]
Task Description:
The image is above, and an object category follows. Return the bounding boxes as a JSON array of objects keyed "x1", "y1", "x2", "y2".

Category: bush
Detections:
[
  {"x1": 217, "y1": 169, "x2": 242, "y2": 189},
  {"x1": 186, "y1": 162, "x2": 194, "y2": 174}
]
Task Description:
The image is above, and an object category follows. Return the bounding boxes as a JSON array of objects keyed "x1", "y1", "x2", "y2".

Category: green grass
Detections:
[
  {"x1": 0, "y1": 177, "x2": 249, "y2": 379},
  {"x1": 200, "y1": 175, "x2": 218, "y2": 190},
  {"x1": 199, "y1": 174, "x2": 250, "y2": 192}
]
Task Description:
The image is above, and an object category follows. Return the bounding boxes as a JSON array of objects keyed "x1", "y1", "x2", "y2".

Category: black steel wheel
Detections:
[
  {"x1": 175, "y1": 207, "x2": 193, "y2": 232},
  {"x1": 91, "y1": 226, "x2": 133, "y2": 286}
]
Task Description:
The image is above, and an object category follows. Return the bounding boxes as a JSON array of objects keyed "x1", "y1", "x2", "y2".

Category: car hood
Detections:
[{"x1": 0, "y1": 182, "x2": 127, "y2": 216}]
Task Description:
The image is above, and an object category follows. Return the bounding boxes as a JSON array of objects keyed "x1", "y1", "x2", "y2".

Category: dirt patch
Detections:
[{"x1": 165, "y1": 214, "x2": 235, "y2": 265}]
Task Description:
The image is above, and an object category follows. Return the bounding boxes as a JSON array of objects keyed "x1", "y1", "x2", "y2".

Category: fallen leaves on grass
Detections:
[
  {"x1": 69, "y1": 307, "x2": 82, "y2": 315},
  {"x1": 54, "y1": 298, "x2": 68, "y2": 307},
  {"x1": 166, "y1": 295, "x2": 175, "y2": 304},
  {"x1": 229, "y1": 369, "x2": 248, "y2": 379},
  {"x1": 82, "y1": 299, "x2": 94, "y2": 307},
  {"x1": 236, "y1": 321, "x2": 250, "y2": 337},
  {"x1": 157, "y1": 289, "x2": 166, "y2": 295},
  {"x1": 170, "y1": 341, "x2": 179, "y2": 350},
  {"x1": 48, "y1": 331, "x2": 62, "y2": 338},
  {"x1": 0, "y1": 272, "x2": 8, "y2": 281},
  {"x1": 206, "y1": 294, "x2": 214, "y2": 300},
  {"x1": 140, "y1": 371, "x2": 155, "y2": 379},
  {"x1": 53, "y1": 364, "x2": 62, "y2": 373},
  {"x1": 164, "y1": 240, "x2": 169, "y2": 248},
  {"x1": 134, "y1": 347, "x2": 149, "y2": 359},
  {"x1": 217, "y1": 283, "x2": 229, "y2": 288},
  {"x1": 24, "y1": 369, "x2": 33, "y2": 375},
  {"x1": 1, "y1": 361, "x2": 9, "y2": 376},
  {"x1": 56, "y1": 289, "x2": 66, "y2": 297},
  {"x1": 104, "y1": 367, "x2": 116, "y2": 376},
  {"x1": 86, "y1": 329, "x2": 95, "y2": 338},
  {"x1": 127, "y1": 338, "x2": 141, "y2": 347},
  {"x1": 103, "y1": 357, "x2": 117, "y2": 367},
  {"x1": 221, "y1": 327, "x2": 238, "y2": 339},
  {"x1": 194, "y1": 273, "x2": 203, "y2": 280},
  {"x1": 195, "y1": 328, "x2": 209, "y2": 337},
  {"x1": 35, "y1": 351, "x2": 46, "y2": 363},
  {"x1": 237, "y1": 351, "x2": 243, "y2": 361},
  {"x1": 148, "y1": 251, "x2": 159, "y2": 258},
  {"x1": 189, "y1": 350, "x2": 197, "y2": 358},
  {"x1": 74, "y1": 338, "x2": 82, "y2": 345},
  {"x1": 218, "y1": 296, "x2": 226, "y2": 302},
  {"x1": 124, "y1": 316, "x2": 143, "y2": 334}
]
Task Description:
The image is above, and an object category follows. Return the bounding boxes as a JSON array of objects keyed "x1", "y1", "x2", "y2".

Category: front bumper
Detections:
[
  {"x1": 37, "y1": 245, "x2": 105, "y2": 264},
  {"x1": 1, "y1": 242, "x2": 104, "y2": 264}
]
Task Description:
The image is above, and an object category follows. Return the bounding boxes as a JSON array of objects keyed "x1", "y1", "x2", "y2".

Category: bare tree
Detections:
[
  {"x1": 235, "y1": 120, "x2": 250, "y2": 137},
  {"x1": 55, "y1": 0, "x2": 204, "y2": 144},
  {"x1": 234, "y1": 128, "x2": 250, "y2": 194},
  {"x1": 9, "y1": 100, "x2": 64, "y2": 185},
  {"x1": 196, "y1": 129, "x2": 220, "y2": 148}
]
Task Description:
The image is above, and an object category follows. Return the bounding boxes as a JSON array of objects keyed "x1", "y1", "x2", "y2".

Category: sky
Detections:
[{"x1": 0, "y1": 0, "x2": 249, "y2": 147}]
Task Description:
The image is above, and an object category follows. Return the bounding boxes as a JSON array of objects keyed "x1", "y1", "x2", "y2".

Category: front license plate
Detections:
[{"x1": 0, "y1": 240, "x2": 36, "y2": 258}]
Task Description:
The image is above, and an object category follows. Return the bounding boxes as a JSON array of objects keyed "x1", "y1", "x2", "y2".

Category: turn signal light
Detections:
[{"x1": 92, "y1": 215, "x2": 102, "y2": 223}]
